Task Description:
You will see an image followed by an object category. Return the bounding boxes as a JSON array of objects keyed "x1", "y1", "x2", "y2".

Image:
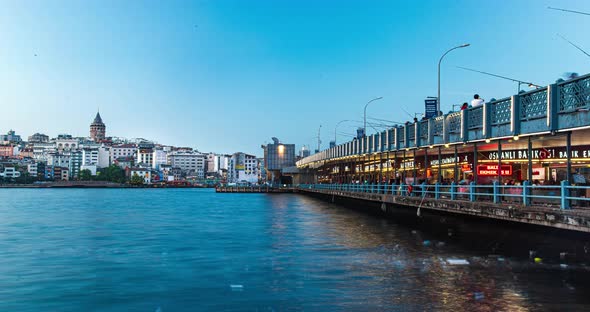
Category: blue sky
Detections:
[{"x1": 1, "y1": 0, "x2": 589, "y2": 156}]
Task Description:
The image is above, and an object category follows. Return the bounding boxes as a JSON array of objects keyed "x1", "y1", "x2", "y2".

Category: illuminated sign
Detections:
[{"x1": 477, "y1": 165, "x2": 512, "y2": 176}]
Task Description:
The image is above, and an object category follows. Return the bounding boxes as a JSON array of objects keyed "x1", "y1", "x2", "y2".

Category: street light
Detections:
[
  {"x1": 334, "y1": 120, "x2": 354, "y2": 144},
  {"x1": 438, "y1": 43, "x2": 470, "y2": 115},
  {"x1": 363, "y1": 97, "x2": 383, "y2": 136}
]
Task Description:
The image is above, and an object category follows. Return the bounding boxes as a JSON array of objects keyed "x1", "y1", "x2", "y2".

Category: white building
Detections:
[
  {"x1": 47, "y1": 152, "x2": 71, "y2": 168},
  {"x1": 110, "y1": 144, "x2": 137, "y2": 160},
  {"x1": 82, "y1": 147, "x2": 110, "y2": 168},
  {"x1": 206, "y1": 153, "x2": 230, "y2": 177},
  {"x1": 0, "y1": 167, "x2": 21, "y2": 178},
  {"x1": 152, "y1": 148, "x2": 169, "y2": 169},
  {"x1": 129, "y1": 168, "x2": 151, "y2": 184},
  {"x1": 137, "y1": 148, "x2": 154, "y2": 168},
  {"x1": 54, "y1": 138, "x2": 79, "y2": 151},
  {"x1": 228, "y1": 152, "x2": 259, "y2": 183},
  {"x1": 27, "y1": 164, "x2": 38, "y2": 176},
  {"x1": 31, "y1": 142, "x2": 56, "y2": 161},
  {"x1": 167, "y1": 151, "x2": 206, "y2": 179}
]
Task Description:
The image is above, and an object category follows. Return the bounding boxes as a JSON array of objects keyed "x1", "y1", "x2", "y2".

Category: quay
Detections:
[{"x1": 297, "y1": 184, "x2": 590, "y2": 233}]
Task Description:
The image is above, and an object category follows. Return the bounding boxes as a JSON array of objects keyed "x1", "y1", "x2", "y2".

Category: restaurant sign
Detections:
[{"x1": 477, "y1": 165, "x2": 512, "y2": 176}]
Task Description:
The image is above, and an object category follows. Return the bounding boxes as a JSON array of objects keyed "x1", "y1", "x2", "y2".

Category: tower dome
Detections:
[{"x1": 90, "y1": 111, "x2": 106, "y2": 141}]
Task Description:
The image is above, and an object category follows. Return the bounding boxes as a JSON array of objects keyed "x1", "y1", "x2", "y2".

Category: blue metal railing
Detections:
[{"x1": 298, "y1": 180, "x2": 587, "y2": 210}]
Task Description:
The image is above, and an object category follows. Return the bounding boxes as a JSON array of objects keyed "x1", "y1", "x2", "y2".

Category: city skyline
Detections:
[{"x1": 1, "y1": 0, "x2": 589, "y2": 155}]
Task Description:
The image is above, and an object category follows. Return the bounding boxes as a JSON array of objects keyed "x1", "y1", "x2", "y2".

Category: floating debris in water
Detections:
[
  {"x1": 534, "y1": 257, "x2": 542, "y2": 264},
  {"x1": 230, "y1": 284, "x2": 244, "y2": 291},
  {"x1": 447, "y1": 259, "x2": 470, "y2": 265},
  {"x1": 560, "y1": 264, "x2": 568, "y2": 269},
  {"x1": 436, "y1": 241, "x2": 445, "y2": 247},
  {"x1": 411, "y1": 230, "x2": 417, "y2": 234},
  {"x1": 423, "y1": 240, "x2": 431, "y2": 246}
]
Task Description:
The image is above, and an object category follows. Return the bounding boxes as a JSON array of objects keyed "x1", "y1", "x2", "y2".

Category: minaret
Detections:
[{"x1": 90, "y1": 111, "x2": 106, "y2": 141}]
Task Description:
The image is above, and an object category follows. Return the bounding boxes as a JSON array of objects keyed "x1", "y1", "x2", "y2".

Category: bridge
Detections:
[{"x1": 293, "y1": 73, "x2": 590, "y2": 233}]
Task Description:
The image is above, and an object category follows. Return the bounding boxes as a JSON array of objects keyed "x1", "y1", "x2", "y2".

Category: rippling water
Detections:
[{"x1": 0, "y1": 189, "x2": 588, "y2": 311}]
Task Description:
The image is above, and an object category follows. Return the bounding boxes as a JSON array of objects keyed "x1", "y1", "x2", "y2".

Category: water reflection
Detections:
[{"x1": 0, "y1": 189, "x2": 588, "y2": 311}]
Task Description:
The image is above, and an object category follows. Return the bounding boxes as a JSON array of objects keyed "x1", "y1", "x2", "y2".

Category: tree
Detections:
[
  {"x1": 79, "y1": 169, "x2": 93, "y2": 181},
  {"x1": 96, "y1": 165, "x2": 125, "y2": 183},
  {"x1": 130, "y1": 173, "x2": 145, "y2": 186}
]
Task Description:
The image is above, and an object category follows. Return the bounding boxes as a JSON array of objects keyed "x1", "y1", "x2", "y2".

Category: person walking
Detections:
[
  {"x1": 471, "y1": 94, "x2": 484, "y2": 107},
  {"x1": 460, "y1": 102, "x2": 468, "y2": 110}
]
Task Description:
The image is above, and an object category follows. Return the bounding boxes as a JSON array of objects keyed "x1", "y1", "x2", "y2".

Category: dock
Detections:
[{"x1": 215, "y1": 186, "x2": 296, "y2": 193}]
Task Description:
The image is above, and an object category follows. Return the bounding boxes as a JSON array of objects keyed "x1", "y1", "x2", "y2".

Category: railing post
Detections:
[
  {"x1": 400, "y1": 182, "x2": 406, "y2": 196},
  {"x1": 435, "y1": 182, "x2": 440, "y2": 199},
  {"x1": 493, "y1": 181, "x2": 499, "y2": 204},
  {"x1": 547, "y1": 84, "x2": 559, "y2": 131},
  {"x1": 469, "y1": 182, "x2": 476, "y2": 202},
  {"x1": 392, "y1": 183, "x2": 396, "y2": 195},
  {"x1": 561, "y1": 180, "x2": 570, "y2": 210},
  {"x1": 511, "y1": 95, "x2": 521, "y2": 136},
  {"x1": 421, "y1": 181, "x2": 426, "y2": 197},
  {"x1": 522, "y1": 180, "x2": 530, "y2": 206},
  {"x1": 450, "y1": 182, "x2": 456, "y2": 200}
]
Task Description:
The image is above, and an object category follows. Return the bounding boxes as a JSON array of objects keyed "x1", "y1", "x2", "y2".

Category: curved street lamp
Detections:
[
  {"x1": 438, "y1": 43, "x2": 470, "y2": 115},
  {"x1": 334, "y1": 119, "x2": 355, "y2": 145},
  {"x1": 363, "y1": 97, "x2": 383, "y2": 136}
]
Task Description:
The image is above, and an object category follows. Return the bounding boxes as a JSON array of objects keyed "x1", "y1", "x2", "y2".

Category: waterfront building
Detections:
[
  {"x1": 53, "y1": 166, "x2": 69, "y2": 181},
  {"x1": 0, "y1": 130, "x2": 22, "y2": 144},
  {"x1": 257, "y1": 157, "x2": 266, "y2": 182},
  {"x1": 205, "y1": 153, "x2": 230, "y2": 178},
  {"x1": 90, "y1": 112, "x2": 106, "y2": 141},
  {"x1": 70, "y1": 150, "x2": 83, "y2": 178},
  {"x1": 0, "y1": 166, "x2": 21, "y2": 179},
  {"x1": 27, "y1": 163, "x2": 38, "y2": 177},
  {"x1": 152, "y1": 147, "x2": 169, "y2": 170},
  {"x1": 28, "y1": 133, "x2": 49, "y2": 143},
  {"x1": 167, "y1": 151, "x2": 206, "y2": 179},
  {"x1": 228, "y1": 152, "x2": 258, "y2": 183},
  {"x1": 128, "y1": 167, "x2": 151, "y2": 184},
  {"x1": 263, "y1": 137, "x2": 295, "y2": 183}
]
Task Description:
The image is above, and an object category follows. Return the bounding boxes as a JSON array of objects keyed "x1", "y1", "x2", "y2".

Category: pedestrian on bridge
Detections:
[{"x1": 471, "y1": 94, "x2": 485, "y2": 107}]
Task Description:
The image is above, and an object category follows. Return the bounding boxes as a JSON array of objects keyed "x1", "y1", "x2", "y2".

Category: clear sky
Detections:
[{"x1": 1, "y1": 0, "x2": 589, "y2": 156}]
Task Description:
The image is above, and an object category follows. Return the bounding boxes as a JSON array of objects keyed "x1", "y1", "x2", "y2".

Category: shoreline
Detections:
[{"x1": 0, "y1": 182, "x2": 215, "y2": 189}]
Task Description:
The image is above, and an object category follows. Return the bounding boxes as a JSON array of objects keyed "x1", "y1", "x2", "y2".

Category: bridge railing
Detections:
[{"x1": 297, "y1": 181, "x2": 589, "y2": 210}]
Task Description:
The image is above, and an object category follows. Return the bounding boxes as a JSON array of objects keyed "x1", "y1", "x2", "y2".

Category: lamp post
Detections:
[
  {"x1": 438, "y1": 43, "x2": 470, "y2": 115},
  {"x1": 334, "y1": 120, "x2": 353, "y2": 145},
  {"x1": 363, "y1": 97, "x2": 383, "y2": 137}
]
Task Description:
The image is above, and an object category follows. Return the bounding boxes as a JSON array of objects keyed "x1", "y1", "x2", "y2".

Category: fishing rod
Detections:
[
  {"x1": 548, "y1": 6, "x2": 590, "y2": 16},
  {"x1": 557, "y1": 33, "x2": 590, "y2": 59}
]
